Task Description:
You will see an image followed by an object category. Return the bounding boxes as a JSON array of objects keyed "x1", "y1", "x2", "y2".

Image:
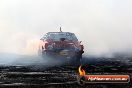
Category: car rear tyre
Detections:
[{"x1": 72, "y1": 56, "x2": 81, "y2": 66}]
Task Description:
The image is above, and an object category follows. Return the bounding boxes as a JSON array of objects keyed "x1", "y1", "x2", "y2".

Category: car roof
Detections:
[{"x1": 47, "y1": 32, "x2": 74, "y2": 34}]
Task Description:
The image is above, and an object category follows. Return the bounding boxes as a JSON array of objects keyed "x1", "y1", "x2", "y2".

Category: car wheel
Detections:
[{"x1": 72, "y1": 56, "x2": 81, "y2": 66}]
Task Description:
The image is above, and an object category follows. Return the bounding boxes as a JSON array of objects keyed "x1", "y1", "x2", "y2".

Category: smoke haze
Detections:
[{"x1": 0, "y1": 0, "x2": 132, "y2": 57}]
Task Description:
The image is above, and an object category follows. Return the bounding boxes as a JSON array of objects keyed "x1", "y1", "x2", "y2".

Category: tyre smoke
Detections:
[{"x1": 0, "y1": 0, "x2": 132, "y2": 58}]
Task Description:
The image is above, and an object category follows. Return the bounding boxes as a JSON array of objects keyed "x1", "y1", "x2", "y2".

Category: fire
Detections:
[{"x1": 78, "y1": 65, "x2": 86, "y2": 76}]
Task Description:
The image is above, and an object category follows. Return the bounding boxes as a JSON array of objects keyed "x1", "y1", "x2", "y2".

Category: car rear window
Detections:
[{"x1": 46, "y1": 32, "x2": 78, "y2": 41}]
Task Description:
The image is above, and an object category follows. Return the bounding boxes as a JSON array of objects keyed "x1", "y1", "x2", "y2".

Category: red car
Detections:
[{"x1": 38, "y1": 30, "x2": 84, "y2": 65}]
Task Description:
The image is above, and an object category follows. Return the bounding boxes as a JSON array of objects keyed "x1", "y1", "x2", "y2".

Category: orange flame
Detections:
[{"x1": 78, "y1": 65, "x2": 86, "y2": 76}]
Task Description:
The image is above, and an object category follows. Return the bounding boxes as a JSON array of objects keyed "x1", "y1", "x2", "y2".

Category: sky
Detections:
[{"x1": 0, "y1": 0, "x2": 132, "y2": 57}]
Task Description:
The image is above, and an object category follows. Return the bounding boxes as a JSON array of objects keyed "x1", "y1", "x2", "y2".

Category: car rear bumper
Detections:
[{"x1": 43, "y1": 50, "x2": 77, "y2": 58}]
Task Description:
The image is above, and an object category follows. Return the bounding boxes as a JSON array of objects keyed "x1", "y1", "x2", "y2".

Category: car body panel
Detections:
[{"x1": 38, "y1": 31, "x2": 84, "y2": 64}]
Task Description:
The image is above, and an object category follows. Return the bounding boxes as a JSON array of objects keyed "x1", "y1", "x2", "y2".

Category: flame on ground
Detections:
[{"x1": 78, "y1": 65, "x2": 86, "y2": 76}]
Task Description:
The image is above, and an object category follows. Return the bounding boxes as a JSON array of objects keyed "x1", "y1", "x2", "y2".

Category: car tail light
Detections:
[
  {"x1": 45, "y1": 43, "x2": 54, "y2": 50},
  {"x1": 45, "y1": 43, "x2": 49, "y2": 49}
]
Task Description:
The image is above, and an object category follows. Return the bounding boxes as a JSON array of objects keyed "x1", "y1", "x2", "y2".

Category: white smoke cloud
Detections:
[{"x1": 0, "y1": 0, "x2": 132, "y2": 57}]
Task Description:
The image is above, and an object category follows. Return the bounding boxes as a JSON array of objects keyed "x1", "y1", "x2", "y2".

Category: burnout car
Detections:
[{"x1": 38, "y1": 30, "x2": 84, "y2": 65}]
